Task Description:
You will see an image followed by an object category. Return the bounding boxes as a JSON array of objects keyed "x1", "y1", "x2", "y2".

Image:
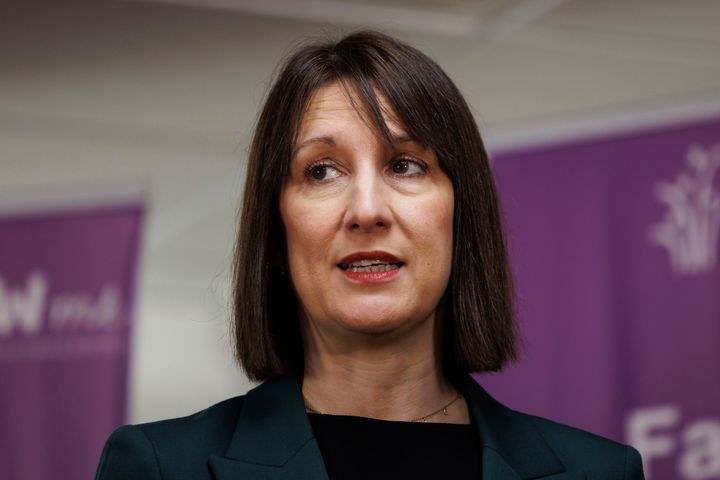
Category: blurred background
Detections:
[{"x1": 1, "y1": 1, "x2": 719, "y2": 479}]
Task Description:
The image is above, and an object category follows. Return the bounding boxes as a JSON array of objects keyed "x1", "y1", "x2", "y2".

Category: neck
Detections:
[{"x1": 301, "y1": 313, "x2": 469, "y2": 424}]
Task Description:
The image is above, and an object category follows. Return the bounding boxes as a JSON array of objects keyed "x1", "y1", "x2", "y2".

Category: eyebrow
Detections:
[{"x1": 293, "y1": 134, "x2": 419, "y2": 156}]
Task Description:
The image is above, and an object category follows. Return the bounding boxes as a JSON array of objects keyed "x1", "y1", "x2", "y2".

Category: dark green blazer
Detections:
[{"x1": 95, "y1": 375, "x2": 644, "y2": 479}]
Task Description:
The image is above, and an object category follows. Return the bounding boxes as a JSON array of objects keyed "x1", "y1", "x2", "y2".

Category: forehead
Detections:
[{"x1": 296, "y1": 82, "x2": 402, "y2": 141}]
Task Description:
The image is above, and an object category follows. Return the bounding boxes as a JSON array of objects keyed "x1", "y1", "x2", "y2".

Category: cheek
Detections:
[
  {"x1": 281, "y1": 197, "x2": 339, "y2": 278},
  {"x1": 430, "y1": 203, "x2": 454, "y2": 278},
  {"x1": 428, "y1": 201, "x2": 454, "y2": 298},
  {"x1": 409, "y1": 193, "x2": 454, "y2": 249},
  {"x1": 398, "y1": 192, "x2": 454, "y2": 280}
]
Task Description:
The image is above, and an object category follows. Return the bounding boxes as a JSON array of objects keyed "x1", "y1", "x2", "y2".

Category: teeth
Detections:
[
  {"x1": 346, "y1": 263, "x2": 400, "y2": 273},
  {"x1": 337, "y1": 259, "x2": 404, "y2": 272},
  {"x1": 349, "y1": 259, "x2": 388, "y2": 267}
]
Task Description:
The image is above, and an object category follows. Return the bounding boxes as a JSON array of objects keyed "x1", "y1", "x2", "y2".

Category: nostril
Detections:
[{"x1": 348, "y1": 221, "x2": 387, "y2": 231}]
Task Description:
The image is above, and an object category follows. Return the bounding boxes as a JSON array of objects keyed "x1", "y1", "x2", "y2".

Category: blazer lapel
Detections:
[
  {"x1": 208, "y1": 377, "x2": 329, "y2": 480},
  {"x1": 209, "y1": 375, "x2": 585, "y2": 480},
  {"x1": 460, "y1": 375, "x2": 586, "y2": 480}
]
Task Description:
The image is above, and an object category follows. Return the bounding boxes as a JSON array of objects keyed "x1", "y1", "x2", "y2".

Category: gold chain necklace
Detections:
[
  {"x1": 411, "y1": 392, "x2": 463, "y2": 423},
  {"x1": 304, "y1": 392, "x2": 463, "y2": 423}
]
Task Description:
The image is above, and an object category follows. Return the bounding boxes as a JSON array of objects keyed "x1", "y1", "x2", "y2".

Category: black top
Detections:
[{"x1": 308, "y1": 413, "x2": 482, "y2": 479}]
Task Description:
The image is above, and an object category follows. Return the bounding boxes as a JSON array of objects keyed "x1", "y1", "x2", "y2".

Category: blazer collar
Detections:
[
  {"x1": 457, "y1": 375, "x2": 582, "y2": 479},
  {"x1": 208, "y1": 376, "x2": 329, "y2": 480},
  {"x1": 208, "y1": 375, "x2": 583, "y2": 480}
]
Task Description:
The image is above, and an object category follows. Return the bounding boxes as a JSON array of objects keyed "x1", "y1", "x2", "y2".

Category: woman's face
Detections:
[{"x1": 279, "y1": 82, "x2": 454, "y2": 338}]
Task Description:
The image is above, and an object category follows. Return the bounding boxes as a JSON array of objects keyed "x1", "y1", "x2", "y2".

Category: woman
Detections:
[{"x1": 96, "y1": 31, "x2": 644, "y2": 479}]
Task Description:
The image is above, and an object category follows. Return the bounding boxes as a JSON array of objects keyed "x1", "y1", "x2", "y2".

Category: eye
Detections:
[
  {"x1": 305, "y1": 163, "x2": 341, "y2": 182},
  {"x1": 391, "y1": 156, "x2": 427, "y2": 176}
]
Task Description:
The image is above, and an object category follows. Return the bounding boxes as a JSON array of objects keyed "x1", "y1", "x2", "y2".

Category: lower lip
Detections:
[{"x1": 339, "y1": 266, "x2": 402, "y2": 284}]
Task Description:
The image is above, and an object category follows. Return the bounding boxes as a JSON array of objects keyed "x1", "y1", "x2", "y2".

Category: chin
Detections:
[
  {"x1": 339, "y1": 317, "x2": 403, "y2": 335},
  {"x1": 334, "y1": 304, "x2": 426, "y2": 336}
]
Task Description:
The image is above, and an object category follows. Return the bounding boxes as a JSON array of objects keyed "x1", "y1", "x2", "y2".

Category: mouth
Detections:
[
  {"x1": 337, "y1": 251, "x2": 404, "y2": 274},
  {"x1": 337, "y1": 260, "x2": 404, "y2": 273}
]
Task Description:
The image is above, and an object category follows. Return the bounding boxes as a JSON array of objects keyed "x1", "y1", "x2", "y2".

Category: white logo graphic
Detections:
[
  {"x1": 0, "y1": 270, "x2": 122, "y2": 338},
  {"x1": 649, "y1": 143, "x2": 720, "y2": 275},
  {"x1": 0, "y1": 271, "x2": 48, "y2": 336},
  {"x1": 626, "y1": 405, "x2": 720, "y2": 479}
]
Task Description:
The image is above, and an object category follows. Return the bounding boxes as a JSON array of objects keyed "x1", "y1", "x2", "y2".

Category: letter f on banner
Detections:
[
  {"x1": 0, "y1": 271, "x2": 48, "y2": 336},
  {"x1": 626, "y1": 405, "x2": 681, "y2": 478}
]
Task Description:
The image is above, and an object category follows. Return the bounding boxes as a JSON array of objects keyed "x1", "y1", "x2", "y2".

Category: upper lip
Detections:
[{"x1": 338, "y1": 250, "x2": 403, "y2": 266}]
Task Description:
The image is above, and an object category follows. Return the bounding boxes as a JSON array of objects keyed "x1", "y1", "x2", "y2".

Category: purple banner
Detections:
[
  {"x1": 0, "y1": 203, "x2": 143, "y2": 480},
  {"x1": 477, "y1": 117, "x2": 720, "y2": 479}
]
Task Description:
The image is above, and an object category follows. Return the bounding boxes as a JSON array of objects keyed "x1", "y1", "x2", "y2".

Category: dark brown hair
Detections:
[{"x1": 232, "y1": 30, "x2": 517, "y2": 381}]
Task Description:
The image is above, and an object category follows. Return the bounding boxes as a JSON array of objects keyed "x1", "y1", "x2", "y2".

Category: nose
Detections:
[{"x1": 344, "y1": 173, "x2": 392, "y2": 233}]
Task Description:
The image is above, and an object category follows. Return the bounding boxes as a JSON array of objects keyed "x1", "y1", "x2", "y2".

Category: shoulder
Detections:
[
  {"x1": 95, "y1": 396, "x2": 245, "y2": 480},
  {"x1": 519, "y1": 410, "x2": 644, "y2": 479}
]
